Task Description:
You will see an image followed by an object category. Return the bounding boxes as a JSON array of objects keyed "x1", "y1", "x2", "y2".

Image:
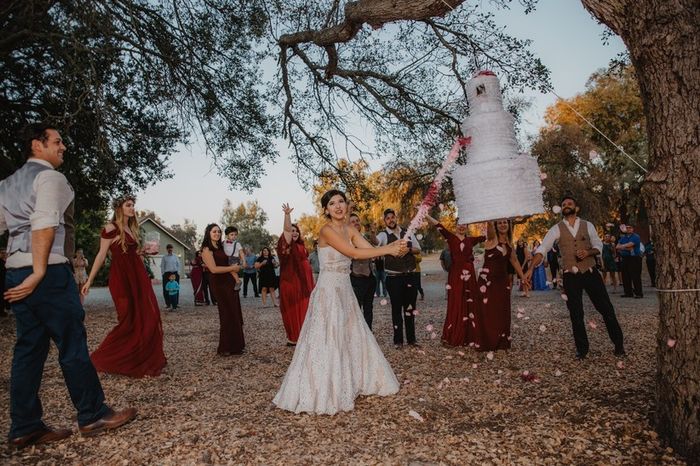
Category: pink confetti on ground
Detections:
[
  {"x1": 539, "y1": 324, "x2": 547, "y2": 332},
  {"x1": 430, "y1": 332, "x2": 437, "y2": 340},
  {"x1": 667, "y1": 339, "x2": 677, "y2": 348},
  {"x1": 561, "y1": 294, "x2": 569, "y2": 301},
  {"x1": 588, "y1": 320, "x2": 598, "y2": 329},
  {"x1": 616, "y1": 361, "x2": 625, "y2": 369},
  {"x1": 380, "y1": 299, "x2": 388, "y2": 306},
  {"x1": 472, "y1": 363, "x2": 478, "y2": 369},
  {"x1": 458, "y1": 351, "x2": 465, "y2": 356},
  {"x1": 408, "y1": 410, "x2": 424, "y2": 422},
  {"x1": 555, "y1": 369, "x2": 562, "y2": 377},
  {"x1": 412, "y1": 310, "x2": 419, "y2": 316},
  {"x1": 544, "y1": 303, "x2": 552, "y2": 308},
  {"x1": 516, "y1": 313, "x2": 524, "y2": 319},
  {"x1": 486, "y1": 352, "x2": 494, "y2": 360},
  {"x1": 425, "y1": 324, "x2": 434, "y2": 332},
  {"x1": 517, "y1": 306, "x2": 524, "y2": 313}
]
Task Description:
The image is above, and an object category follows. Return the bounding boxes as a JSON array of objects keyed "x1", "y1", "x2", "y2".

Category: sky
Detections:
[{"x1": 137, "y1": 0, "x2": 627, "y2": 235}]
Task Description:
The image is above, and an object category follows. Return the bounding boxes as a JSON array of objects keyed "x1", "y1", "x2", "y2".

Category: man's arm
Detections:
[
  {"x1": 4, "y1": 228, "x2": 54, "y2": 302},
  {"x1": 587, "y1": 222, "x2": 604, "y2": 256},
  {"x1": 528, "y1": 226, "x2": 559, "y2": 272}
]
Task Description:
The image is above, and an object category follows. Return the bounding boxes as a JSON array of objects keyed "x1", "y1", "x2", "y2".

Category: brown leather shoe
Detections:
[
  {"x1": 9, "y1": 426, "x2": 73, "y2": 449},
  {"x1": 78, "y1": 408, "x2": 137, "y2": 437}
]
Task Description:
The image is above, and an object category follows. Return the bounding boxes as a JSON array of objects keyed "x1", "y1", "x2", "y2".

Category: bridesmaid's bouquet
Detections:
[{"x1": 143, "y1": 232, "x2": 160, "y2": 255}]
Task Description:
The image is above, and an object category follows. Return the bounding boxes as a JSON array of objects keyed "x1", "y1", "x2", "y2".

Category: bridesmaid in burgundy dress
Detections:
[
  {"x1": 200, "y1": 224, "x2": 245, "y2": 355},
  {"x1": 276, "y1": 203, "x2": 314, "y2": 346},
  {"x1": 425, "y1": 213, "x2": 485, "y2": 347},
  {"x1": 82, "y1": 196, "x2": 166, "y2": 377},
  {"x1": 479, "y1": 220, "x2": 529, "y2": 351},
  {"x1": 190, "y1": 250, "x2": 206, "y2": 306}
]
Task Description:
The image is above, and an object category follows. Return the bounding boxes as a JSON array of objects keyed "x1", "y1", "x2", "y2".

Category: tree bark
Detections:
[{"x1": 581, "y1": 0, "x2": 700, "y2": 461}]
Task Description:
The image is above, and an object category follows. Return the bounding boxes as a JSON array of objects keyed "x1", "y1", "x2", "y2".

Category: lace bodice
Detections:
[{"x1": 318, "y1": 245, "x2": 351, "y2": 274}]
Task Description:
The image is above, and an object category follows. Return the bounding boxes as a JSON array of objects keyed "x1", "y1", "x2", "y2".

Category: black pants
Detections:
[
  {"x1": 412, "y1": 271, "x2": 424, "y2": 298},
  {"x1": 621, "y1": 256, "x2": 643, "y2": 297},
  {"x1": 562, "y1": 270, "x2": 624, "y2": 356},
  {"x1": 646, "y1": 257, "x2": 656, "y2": 287},
  {"x1": 550, "y1": 263, "x2": 559, "y2": 287},
  {"x1": 202, "y1": 272, "x2": 216, "y2": 305},
  {"x1": 351, "y1": 274, "x2": 376, "y2": 330},
  {"x1": 6, "y1": 264, "x2": 110, "y2": 437},
  {"x1": 386, "y1": 274, "x2": 418, "y2": 345},
  {"x1": 243, "y1": 273, "x2": 259, "y2": 297},
  {"x1": 162, "y1": 271, "x2": 180, "y2": 307},
  {"x1": 168, "y1": 292, "x2": 179, "y2": 309}
]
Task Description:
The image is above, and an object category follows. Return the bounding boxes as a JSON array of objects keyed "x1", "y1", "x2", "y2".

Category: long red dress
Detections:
[
  {"x1": 90, "y1": 227, "x2": 166, "y2": 377},
  {"x1": 276, "y1": 235, "x2": 314, "y2": 344},
  {"x1": 190, "y1": 256, "x2": 206, "y2": 305},
  {"x1": 478, "y1": 243, "x2": 513, "y2": 351},
  {"x1": 437, "y1": 223, "x2": 485, "y2": 347},
  {"x1": 209, "y1": 247, "x2": 245, "y2": 355}
]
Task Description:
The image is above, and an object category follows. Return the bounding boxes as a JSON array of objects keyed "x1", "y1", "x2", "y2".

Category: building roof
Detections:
[{"x1": 138, "y1": 216, "x2": 191, "y2": 251}]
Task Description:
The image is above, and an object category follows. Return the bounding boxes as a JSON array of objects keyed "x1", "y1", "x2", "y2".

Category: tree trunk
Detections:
[{"x1": 581, "y1": 0, "x2": 700, "y2": 461}]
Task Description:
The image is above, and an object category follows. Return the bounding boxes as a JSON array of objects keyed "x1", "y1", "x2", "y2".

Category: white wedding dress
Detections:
[{"x1": 273, "y1": 244, "x2": 400, "y2": 414}]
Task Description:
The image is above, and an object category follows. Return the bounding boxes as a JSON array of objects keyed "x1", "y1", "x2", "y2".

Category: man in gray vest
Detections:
[
  {"x1": 377, "y1": 208, "x2": 421, "y2": 347},
  {"x1": 0, "y1": 123, "x2": 136, "y2": 448},
  {"x1": 526, "y1": 195, "x2": 625, "y2": 360}
]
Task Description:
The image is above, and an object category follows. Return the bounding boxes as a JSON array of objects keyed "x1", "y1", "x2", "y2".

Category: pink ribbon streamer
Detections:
[{"x1": 405, "y1": 137, "x2": 472, "y2": 239}]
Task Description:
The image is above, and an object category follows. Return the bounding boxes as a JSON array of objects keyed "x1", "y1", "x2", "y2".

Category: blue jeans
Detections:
[
  {"x1": 375, "y1": 269, "x2": 387, "y2": 297},
  {"x1": 6, "y1": 264, "x2": 110, "y2": 437}
]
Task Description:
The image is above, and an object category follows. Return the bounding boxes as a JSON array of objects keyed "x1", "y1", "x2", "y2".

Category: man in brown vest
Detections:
[
  {"x1": 526, "y1": 195, "x2": 625, "y2": 360},
  {"x1": 376, "y1": 208, "x2": 421, "y2": 347}
]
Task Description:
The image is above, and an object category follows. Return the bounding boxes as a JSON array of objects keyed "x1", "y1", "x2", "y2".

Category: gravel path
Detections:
[{"x1": 0, "y1": 254, "x2": 686, "y2": 465}]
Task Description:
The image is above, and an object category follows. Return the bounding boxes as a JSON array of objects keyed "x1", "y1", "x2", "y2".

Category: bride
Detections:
[{"x1": 273, "y1": 189, "x2": 407, "y2": 414}]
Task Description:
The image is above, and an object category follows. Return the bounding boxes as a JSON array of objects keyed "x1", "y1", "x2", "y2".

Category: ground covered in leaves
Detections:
[{"x1": 0, "y1": 255, "x2": 687, "y2": 465}]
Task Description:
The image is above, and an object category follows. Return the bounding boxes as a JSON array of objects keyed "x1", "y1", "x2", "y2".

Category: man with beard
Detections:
[
  {"x1": 376, "y1": 208, "x2": 421, "y2": 347},
  {"x1": 526, "y1": 195, "x2": 625, "y2": 360}
]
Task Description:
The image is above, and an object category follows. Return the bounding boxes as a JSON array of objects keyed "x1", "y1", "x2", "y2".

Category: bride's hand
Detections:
[{"x1": 282, "y1": 203, "x2": 294, "y2": 215}]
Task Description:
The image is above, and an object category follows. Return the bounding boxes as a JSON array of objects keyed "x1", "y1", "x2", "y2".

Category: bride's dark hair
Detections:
[{"x1": 320, "y1": 189, "x2": 347, "y2": 219}]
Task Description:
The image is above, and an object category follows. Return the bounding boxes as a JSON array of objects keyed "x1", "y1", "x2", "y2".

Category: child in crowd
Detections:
[
  {"x1": 223, "y1": 226, "x2": 244, "y2": 291},
  {"x1": 165, "y1": 273, "x2": 180, "y2": 310}
]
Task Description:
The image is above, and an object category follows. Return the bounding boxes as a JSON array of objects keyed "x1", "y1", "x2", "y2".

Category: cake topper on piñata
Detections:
[{"x1": 451, "y1": 71, "x2": 544, "y2": 224}]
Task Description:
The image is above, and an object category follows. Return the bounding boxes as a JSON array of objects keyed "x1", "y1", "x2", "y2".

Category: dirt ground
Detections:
[{"x1": 0, "y1": 254, "x2": 687, "y2": 465}]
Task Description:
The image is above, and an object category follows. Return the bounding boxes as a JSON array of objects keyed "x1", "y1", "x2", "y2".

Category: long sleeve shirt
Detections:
[{"x1": 160, "y1": 253, "x2": 181, "y2": 273}]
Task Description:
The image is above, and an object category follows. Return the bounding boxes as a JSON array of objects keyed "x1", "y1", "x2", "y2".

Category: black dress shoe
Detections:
[
  {"x1": 9, "y1": 426, "x2": 72, "y2": 449},
  {"x1": 575, "y1": 351, "x2": 588, "y2": 360},
  {"x1": 614, "y1": 347, "x2": 627, "y2": 357},
  {"x1": 620, "y1": 295, "x2": 633, "y2": 298},
  {"x1": 634, "y1": 295, "x2": 643, "y2": 299}
]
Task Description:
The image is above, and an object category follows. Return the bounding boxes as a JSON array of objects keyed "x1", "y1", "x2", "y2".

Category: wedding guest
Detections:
[
  {"x1": 424, "y1": 213, "x2": 484, "y2": 347},
  {"x1": 374, "y1": 256, "x2": 387, "y2": 298},
  {"x1": 616, "y1": 224, "x2": 643, "y2": 298},
  {"x1": 308, "y1": 240, "x2": 320, "y2": 283},
  {"x1": 612, "y1": 235, "x2": 623, "y2": 286},
  {"x1": 515, "y1": 239, "x2": 530, "y2": 297},
  {"x1": 223, "y1": 226, "x2": 243, "y2": 290},
  {"x1": 376, "y1": 208, "x2": 421, "y2": 347},
  {"x1": 276, "y1": 204, "x2": 314, "y2": 345},
  {"x1": 200, "y1": 224, "x2": 244, "y2": 355},
  {"x1": 531, "y1": 239, "x2": 549, "y2": 290},
  {"x1": 479, "y1": 220, "x2": 528, "y2": 351},
  {"x1": 527, "y1": 195, "x2": 625, "y2": 359},
  {"x1": 83, "y1": 195, "x2": 167, "y2": 377},
  {"x1": 165, "y1": 273, "x2": 180, "y2": 310},
  {"x1": 190, "y1": 250, "x2": 206, "y2": 305},
  {"x1": 256, "y1": 247, "x2": 277, "y2": 307},
  {"x1": 160, "y1": 244, "x2": 180, "y2": 310},
  {"x1": 1, "y1": 123, "x2": 135, "y2": 447},
  {"x1": 242, "y1": 246, "x2": 260, "y2": 297},
  {"x1": 413, "y1": 252, "x2": 425, "y2": 301},
  {"x1": 547, "y1": 242, "x2": 560, "y2": 289},
  {"x1": 349, "y1": 213, "x2": 376, "y2": 329},
  {"x1": 72, "y1": 249, "x2": 89, "y2": 303},
  {"x1": 601, "y1": 233, "x2": 619, "y2": 291},
  {"x1": 645, "y1": 239, "x2": 656, "y2": 287}
]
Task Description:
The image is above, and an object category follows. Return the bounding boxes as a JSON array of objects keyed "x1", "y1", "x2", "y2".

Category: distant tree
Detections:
[{"x1": 169, "y1": 219, "x2": 199, "y2": 260}]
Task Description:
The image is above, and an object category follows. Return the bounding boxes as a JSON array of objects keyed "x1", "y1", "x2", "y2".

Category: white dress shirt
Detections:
[
  {"x1": 0, "y1": 159, "x2": 73, "y2": 268},
  {"x1": 535, "y1": 217, "x2": 603, "y2": 258}
]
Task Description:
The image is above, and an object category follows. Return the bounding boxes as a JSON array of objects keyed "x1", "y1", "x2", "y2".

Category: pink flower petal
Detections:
[
  {"x1": 482, "y1": 298, "x2": 488, "y2": 304},
  {"x1": 469, "y1": 313, "x2": 475, "y2": 319},
  {"x1": 588, "y1": 320, "x2": 598, "y2": 329},
  {"x1": 430, "y1": 332, "x2": 437, "y2": 339},
  {"x1": 552, "y1": 205, "x2": 562, "y2": 214},
  {"x1": 616, "y1": 361, "x2": 625, "y2": 369},
  {"x1": 486, "y1": 351, "x2": 494, "y2": 360},
  {"x1": 539, "y1": 324, "x2": 547, "y2": 332},
  {"x1": 445, "y1": 284, "x2": 452, "y2": 290},
  {"x1": 458, "y1": 351, "x2": 465, "y2": 356},
  {"x1": 425, "y1": 324, "x2": 434, "y2": 332},
  {"x1": 380, "y1": 299, "x2": 388, "y2": 306},
  {"x1": 561, "y1": 293, "x2": 568, "y2": 301},
  {"x1": 667, "y1": 338, "x2": 676, "y2": 348},
  {"x1": 472, "y1": 363, "x2": 478, "y2": 369},
  {"x1": 408, "y1": 410, "x2": 424, "y2": 422},
  {"x1": 480, "y1": 285, "x2": 487, "y2": 293},
  {"x1": 460, "y1": 243, "x2": 465, "y2": 251},
  {"x1": 555, "y1": 369, "x2": 562, "y2": 377},
  {"x1": 571, "y1": 266, "x2": 579, "y2": 274}
]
